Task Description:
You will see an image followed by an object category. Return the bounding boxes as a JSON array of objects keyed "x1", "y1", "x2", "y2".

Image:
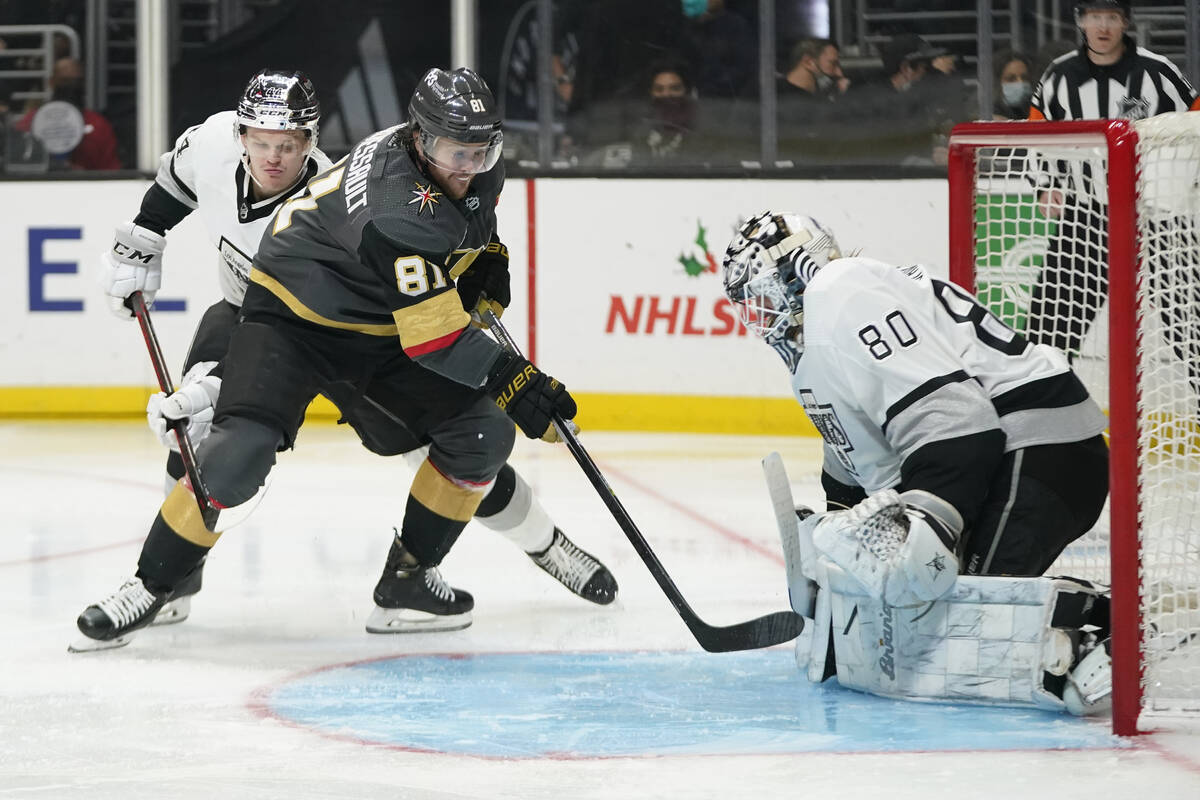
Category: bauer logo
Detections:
[{"x1": 604, "y1": 218, "x2": 750, "y2": 338}]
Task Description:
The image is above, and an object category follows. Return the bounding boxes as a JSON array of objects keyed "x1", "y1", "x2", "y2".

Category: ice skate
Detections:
[
  {"x1": 149, "y1": 561, "x2": 204, "y2": 627},
  {"x1": 529, "y1": 529, "x2": 618, "y2": 605},
  {"x1": 366, "y1": 538, "x2": 473, "y2": 633},
  {"x1": 1063, "y1": 636, "x2": 1113, "y2": 716},
  {"x1": 69, "y1": 577, "x2": 171, "y2": 653}
]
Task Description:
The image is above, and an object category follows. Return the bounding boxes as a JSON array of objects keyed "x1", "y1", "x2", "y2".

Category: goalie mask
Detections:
[
  {"x1": 408, "y1": 67, "x2": 504, "y2": 175},
  {"x1": 722, "y1": 212, "x2": 841, "y2": 365}
]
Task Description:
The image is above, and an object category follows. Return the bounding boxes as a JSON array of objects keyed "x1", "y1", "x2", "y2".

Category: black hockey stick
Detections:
[
  {"x1": 129, "y1": 291, "x2": 218, "y2": 529},
  {"x1": 482, "y1": 308, "x2": 804, "y2": 652}
]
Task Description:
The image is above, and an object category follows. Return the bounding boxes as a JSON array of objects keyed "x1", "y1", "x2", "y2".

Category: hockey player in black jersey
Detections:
[
  {"x1": 87, "y1": 69, "x2": 615, "y2": 640},
  {"x1": 74, "y1": 68, "x2": 611, "y2": 651}
]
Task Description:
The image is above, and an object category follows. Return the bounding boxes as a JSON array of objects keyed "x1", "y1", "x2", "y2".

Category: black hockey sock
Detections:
[
  {"x1": 475, "y1": 463, "x2": 516, "y2": 518},
  {"x1": 399, "y1": 496, "x2": 469, "y2": 567},
  {"x1": 136, "y1": 513, "x2": 212, "y2": 593}
]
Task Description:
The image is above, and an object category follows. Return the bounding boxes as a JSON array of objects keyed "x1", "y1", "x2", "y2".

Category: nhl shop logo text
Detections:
[{"x1": 605, "y1": 219, "x2": 751, "y2": 337}]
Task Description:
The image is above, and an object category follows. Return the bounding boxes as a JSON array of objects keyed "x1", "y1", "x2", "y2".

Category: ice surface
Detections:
[{"x1": 2, "y1": 422, "x2": 1198, "y2": 799}]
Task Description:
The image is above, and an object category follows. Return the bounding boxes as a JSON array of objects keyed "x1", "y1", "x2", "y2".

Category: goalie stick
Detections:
[
  {"x1": 129, "y1": 292, "x2": 218, "y2": 529},
  {"x1": 482, "y1": 307, "x2": 804, "y2": 652},
  {"x1": 761, "y1": 452, "x2": 817, "y2": 618}
]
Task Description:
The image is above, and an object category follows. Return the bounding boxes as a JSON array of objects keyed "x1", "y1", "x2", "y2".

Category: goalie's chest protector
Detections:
[
  {"x1": 788, "y1": 257, "x2": 1024, "y2": 492},
  {"x1": 156, "y1": 110, "x2": 328, "y2": 306}
]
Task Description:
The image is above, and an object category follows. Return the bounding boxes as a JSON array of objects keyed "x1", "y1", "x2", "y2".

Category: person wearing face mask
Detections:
[
  {"x1": 17, "y1": 57, "x2": 121, "y2": 170},
  {"x1": 631, "y1": 60, "x2": 700, "y2": 163},
  {"x1": 678, "y1": 0, "x2": 756, "y2": 99},
  {"x1": 993, "y1": 51, "x2": 1035, "y2": 120},
  {"x1": 779, "y1": 38, "x2": 849, "y2": 103},
  {"x1": 840, "y1": 33, "x2": 953, "y2": 166}
]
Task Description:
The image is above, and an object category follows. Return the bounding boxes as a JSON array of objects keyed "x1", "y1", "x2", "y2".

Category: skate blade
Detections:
[
  {"x1": 68, "y1": 633, "x2": 133, "y2": 653},
  {"x1": 149, "y1": 596, "x2": 191, "y2": 626},
  {"x1": 365, "y1": 606, "x2": 472, "y2": 634}
]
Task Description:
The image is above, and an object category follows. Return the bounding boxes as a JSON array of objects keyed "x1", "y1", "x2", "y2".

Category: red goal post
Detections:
[{"x1": 947, "y1": 118, "x2": 1200, "y2": 736}]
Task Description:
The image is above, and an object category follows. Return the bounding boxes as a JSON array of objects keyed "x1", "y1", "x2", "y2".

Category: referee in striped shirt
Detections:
[{"x1": 1025, "y1": 0, "x2": 1200, "y2": 363}]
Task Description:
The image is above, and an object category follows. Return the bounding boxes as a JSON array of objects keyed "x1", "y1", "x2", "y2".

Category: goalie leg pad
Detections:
[{"x1": 813, "y1": 571, "x2": 1104, "y2": 712}]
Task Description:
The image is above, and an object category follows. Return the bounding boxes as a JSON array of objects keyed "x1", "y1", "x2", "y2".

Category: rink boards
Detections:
[{"x1": 0, "y1": 176, "x2": 951, "y2": 432}]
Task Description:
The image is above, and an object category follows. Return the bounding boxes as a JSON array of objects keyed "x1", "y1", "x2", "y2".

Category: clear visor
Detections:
[
  {"x1": 1076, "y1": 9, "x2": 1125, "y2": 28},
  {"x1": 418, "y1": 129, "x2": 503, "y2": 175},
  {"x1": 732, "y1": 268, "x2": 799, "y2": 343}
]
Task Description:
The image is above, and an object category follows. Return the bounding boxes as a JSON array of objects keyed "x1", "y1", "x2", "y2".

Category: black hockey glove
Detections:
[
  {"x1": 486, "y1": 352, "x2": 577, "y2": 442},
  {"x1": 457, "y1": 240, "x2": 511, "y2": 320}
]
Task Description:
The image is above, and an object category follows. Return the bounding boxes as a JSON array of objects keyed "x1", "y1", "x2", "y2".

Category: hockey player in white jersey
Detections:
[
  {"x1": 84, "y1": 69, "x2": 615, "y2": 649},
  {"x1": 724, "y1": 211, "x2": 1113, "y2": 715}
]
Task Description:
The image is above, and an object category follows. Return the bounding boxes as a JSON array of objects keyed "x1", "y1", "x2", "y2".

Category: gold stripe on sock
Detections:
[
  {"x1": 410, "y1": 459, "x2": 486, "y2": 523},
  {"x1": 160, "y1": 481, "x2": 222, "y2": 548}
]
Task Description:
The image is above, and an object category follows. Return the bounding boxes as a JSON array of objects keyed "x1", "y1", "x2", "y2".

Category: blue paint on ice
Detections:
[{"x1": 264, "y1": 650, "x2": 1122, "y2": 758}]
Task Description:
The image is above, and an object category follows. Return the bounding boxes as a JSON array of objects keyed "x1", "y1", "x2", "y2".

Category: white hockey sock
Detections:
[{"x1": 475, "y1": 469, "x2": 554, "y2": 553}]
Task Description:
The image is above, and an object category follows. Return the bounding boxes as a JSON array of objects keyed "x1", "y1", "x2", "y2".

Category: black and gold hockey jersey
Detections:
[{"x1": 247, "y1": 124, "x2": 506, "y2": 388}]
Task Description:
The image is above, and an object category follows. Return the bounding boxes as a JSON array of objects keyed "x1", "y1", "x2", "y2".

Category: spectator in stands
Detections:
[
  {"x1": 778, "y1": 38, "x2": 849, "y2": 103},
  {"x1": 846, "y1": 33, "x2": 952, "y2": 165},
  {"x1": 679, "y1": 0, "x2": 756, "y2": 99},
  {"x1": 565, "y1": 0, "x2": 687, "y2": 156},
  {"x1": 17, "y1": 57, "x2": 121, "y2": 170},
  {"x1": 993, "y1": 50, "x2": 1035, "y2": 120},
  {"x1": 630, "y1": 59, "x2": 701, "y2": 163}
]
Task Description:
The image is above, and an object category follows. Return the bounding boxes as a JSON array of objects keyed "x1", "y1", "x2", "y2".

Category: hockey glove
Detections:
[
  {"x1": 486, "y1": 352, "x2": 577, "y2": 442},
  {"x1": 146, "y1": 361, "x2": 222, "y2": 452},
  {"x1": 457, "y1": 240, "x2": 511, "y2": 321},
  {"x1": 100, "y1": 221, "x2": 166, "y2": 320}
]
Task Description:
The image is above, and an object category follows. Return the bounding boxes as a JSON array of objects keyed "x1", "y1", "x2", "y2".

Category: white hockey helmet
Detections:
[
  {"x1": 235, "y1": 69, "x2": 320, "y2": 145},
  {"x1": 722, "y1": 211, "x2": 841, "y2": 353}
]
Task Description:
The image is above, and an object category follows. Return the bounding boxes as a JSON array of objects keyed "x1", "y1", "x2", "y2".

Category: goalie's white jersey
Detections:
[
  {"x1": 792, "y1": 256, "x2": 1107, "y2": 492},
  {"x1": 153, "y1": 110, "x2": 332, "y2": 306}
]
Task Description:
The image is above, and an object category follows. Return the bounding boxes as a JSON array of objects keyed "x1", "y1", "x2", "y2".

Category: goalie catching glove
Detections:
[
  {"x1": 485, "y1": 352, "x2": 576, "y2": 442},
  {"x1": 457, "y1": 239, "x2": 510, "y2": 322},
  {"x1": 803, "y1": 488, "x2": 962, "y2": 607},
  {"x1": 100, "y1": 221, "x2": 166, "y2": 319},
  {"x1": 146, "y1": 361, "x2": 222, "y2": 452}
]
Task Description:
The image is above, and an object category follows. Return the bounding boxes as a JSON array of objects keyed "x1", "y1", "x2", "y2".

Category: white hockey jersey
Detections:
[
  {"x1": 791, "y1": 257, "x2": 1108, "y2": 493},
  {"x1": 153, "y1": 110, "x2": 332, "y2": 305}
]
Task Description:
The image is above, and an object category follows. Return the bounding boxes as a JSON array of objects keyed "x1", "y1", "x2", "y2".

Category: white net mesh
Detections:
[{"x1": 965, "y1": 115, "x2": 1200, "y2": 727}]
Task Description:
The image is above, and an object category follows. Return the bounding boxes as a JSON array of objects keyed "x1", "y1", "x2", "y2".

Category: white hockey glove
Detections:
[
  {"x1": 146, "y1": 361, "x2": 221, "y2": 452},
  {"x1": 100, "y1": 221, "x2": 166, "y2": 320},
  {"x1": 806, "y1": 488, "x2": 962, "y2": 607}
]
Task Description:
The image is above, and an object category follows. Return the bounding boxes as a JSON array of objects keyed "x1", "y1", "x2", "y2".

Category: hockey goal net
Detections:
[{"x1": 948, "y1": 117, "x2": 1200, "y2": 735}]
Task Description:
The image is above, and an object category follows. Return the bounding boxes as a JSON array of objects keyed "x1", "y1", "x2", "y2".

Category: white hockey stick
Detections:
[{"x1": 762, "y1": 452, "x2": 818, "y2": 618}]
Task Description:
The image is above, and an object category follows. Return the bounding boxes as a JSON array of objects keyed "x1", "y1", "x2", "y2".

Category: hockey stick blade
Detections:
[
  {"x1": 130, "y1": 292, "x2": 218, "y2": 528},
  {"x1": 483, "y1": 308, "x2": 805, "y2": 652}
]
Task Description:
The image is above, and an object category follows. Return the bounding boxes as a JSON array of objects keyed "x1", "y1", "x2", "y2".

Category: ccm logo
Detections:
[{"x1": 112, "y1": 242, "x2": 155, "y2": 264}]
